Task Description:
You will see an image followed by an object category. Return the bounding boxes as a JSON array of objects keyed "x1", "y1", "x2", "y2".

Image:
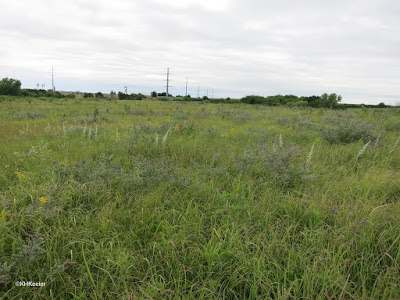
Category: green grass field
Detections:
[{"x1": 1, "y1": 96, "x2": 399, "y2": 299}]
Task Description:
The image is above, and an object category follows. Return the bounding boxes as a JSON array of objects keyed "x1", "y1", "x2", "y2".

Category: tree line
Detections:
[{"x1": 0, "y1": 77, "x2": 392, "y2": 108}]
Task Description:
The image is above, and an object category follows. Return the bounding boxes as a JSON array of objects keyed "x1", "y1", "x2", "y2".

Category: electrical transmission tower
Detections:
[
  {"x1": 124, "y1": 86, "x2": 128, "y2": 94},
  {"x1": 185, "y1": 76, "x2": 189, "y2": 96},
  {"x1": 164, "y1": 68, "x2": 172, "y2": 99},
  {"x1": 36, "y1": 83, "x2": 39, "y2": 90},
  {"x1": 51, "y1": 67, "x2": 55, "y2": 92},
  {"x1": 42, "y1": 84, "x2": 45, "y2": 90}
]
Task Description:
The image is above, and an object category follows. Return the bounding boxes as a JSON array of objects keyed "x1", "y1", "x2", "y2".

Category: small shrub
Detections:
[
  {"x1": 232, "y1": 141, "x2": 311, "y2": 188},
  {"x1": 14, "y1": 111, "x2": 45, "y2": 120},
  {"x1": 320, "y1": 117, "x2": 376, "y2": 144}
]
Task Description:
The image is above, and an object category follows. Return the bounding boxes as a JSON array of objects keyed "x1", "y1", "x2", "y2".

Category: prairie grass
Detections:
[{"x1": 0, "y1": 97, "x2": 399, "y2": 299}]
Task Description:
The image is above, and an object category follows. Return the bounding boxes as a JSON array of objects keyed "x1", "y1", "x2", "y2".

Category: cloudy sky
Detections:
[{"x1": 1, "y1": 0, "x2": 399, "y2": 104}]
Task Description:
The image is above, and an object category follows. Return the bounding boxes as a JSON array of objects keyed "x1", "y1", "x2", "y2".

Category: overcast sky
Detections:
[{"x1": 1, "y1": 0, "x2": 399, "y2": 104}]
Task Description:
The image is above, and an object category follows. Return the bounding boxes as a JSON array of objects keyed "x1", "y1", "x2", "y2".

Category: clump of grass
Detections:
[
  {"x1": 230, "y1": 110, "x2": 253, "y2": 123},
  {"x1": 276, "y1": 115, "x2": 314, "y2": 128},
  {"x1": 320, "y1": 117, "x2": 376, "y2": 144},
  {"x1": 125, "y1": 105, "x2": 146, "y2": 116},
  {"x1": 389, "y1": 135, "x2": 400, "y2": 154},
  {"x1": 27, "y1": 111, "x2": 45, "y2": 119},
  {"x1": 13, "y1": 111, "x2": 45, "y2": 120},
  {"x1": 384, "y1": 118, "x2": 400, "y2": 131}
]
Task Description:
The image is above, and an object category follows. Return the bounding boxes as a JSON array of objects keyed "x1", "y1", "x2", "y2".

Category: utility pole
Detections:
[
  {"x1": 164, "y1": 68, "x2": 172, "y2": 99},
  {"x1": 51, "y1": 67, "x2": 55, "y2": 92},
  {"x1": 185, "y1": 76, "x2": 188, "y2": 96}
]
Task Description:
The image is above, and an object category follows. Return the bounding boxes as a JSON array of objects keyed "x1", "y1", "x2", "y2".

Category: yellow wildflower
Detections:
[
  {"x1": 39, "y1": 197, "x2": 48, "y2": 204},
  {"x1": 16, "y1": 172, "x2": 25, "y2": 179},
  {"x1": 135, "y1": 168, "x2": 140, "y2": 174}
]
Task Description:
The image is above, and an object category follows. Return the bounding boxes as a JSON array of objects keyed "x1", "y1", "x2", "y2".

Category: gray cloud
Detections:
[{"x1": 0, "y1": 0, "x2": 399, "y2": 104}]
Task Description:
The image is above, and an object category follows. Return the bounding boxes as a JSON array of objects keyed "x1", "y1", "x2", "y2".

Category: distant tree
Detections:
[
  {"x1": 118, "y1": 92, "x2": 126, "y2": 100},
  {"x1": 151, "y1": 91, "x2": 157, "y2": 97},
  {"x1": 95, "y1": 92, "x2": 104, "y2": 99},
  {"x1": 0, "y1": 78, "x2": 21, "y2": 95},
  {"x1": 281, "y1": 94, "x2": 299, "y2": 104},
  {"x1": 157, "y1": 92, "x2": 172, "y2": 97},
  {"x1": 110, "y1": 91, "x2": 117, "y2": 100},
  {"x1": 83, "y1": 93, "x2": 94, "y2": 98},
  {"x1": 377, "y1": 102, "x2": 386, "y2": 108},
  {"x1": 301, "y1": 95, "x2": 321, "y2": 107},
  {"x1": 320, "y1": 93, "x2": 329, "y2": 107},
  {"x1": 130, "y1": 93, "x2": 146, "y2": 100},
  {"x1": 202, "y1": 96, "x2": 209, "y2": 100},
  {"x1": 241, "y1": 95, "x2": 265, "y2": 104},
  {"x1": 320, "y1": 93, "x2": 341, "y2": 108},
  {"x1": 287, "y1": 100, "x2": 308, "y2": 107}
]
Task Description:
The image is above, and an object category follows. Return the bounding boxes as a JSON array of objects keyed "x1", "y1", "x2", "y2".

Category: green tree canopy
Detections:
[{"x1": 0, "y1": 78, "x2": 21, "y2": 95}]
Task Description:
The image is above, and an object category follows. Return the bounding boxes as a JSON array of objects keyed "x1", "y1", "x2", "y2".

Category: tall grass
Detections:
[{"x1": 0, "y1": 97, "x2": 399, "y2": 299}]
